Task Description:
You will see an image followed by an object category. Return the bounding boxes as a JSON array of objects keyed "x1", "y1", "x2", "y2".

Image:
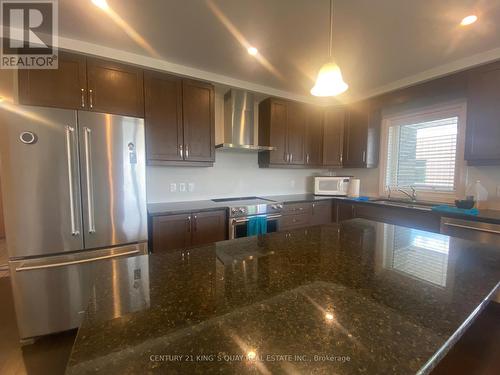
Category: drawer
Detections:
[
  {"x1": 282, "y1": 202, "x2": 313, "y2": 216},
  {"x1": 280, "y1": 213, "x2": 312, "y2": 230}
]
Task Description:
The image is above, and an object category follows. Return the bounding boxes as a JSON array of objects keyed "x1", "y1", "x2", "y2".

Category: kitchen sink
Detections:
[{"x1": 372, "y1": 199, "x2": 438, "y2": 211}]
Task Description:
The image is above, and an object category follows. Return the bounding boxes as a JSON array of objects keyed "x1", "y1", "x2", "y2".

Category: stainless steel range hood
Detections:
[{"x1": 216, "y1": 90, "x2": 275, "y2": 152}]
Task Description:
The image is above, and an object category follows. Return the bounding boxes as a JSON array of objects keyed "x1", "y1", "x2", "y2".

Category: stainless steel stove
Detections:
[
  {"x1": 212, "y1": 196, "x2": 283, "y2": 218},
  {"x1": 211, "y1": 197, "x2": 283, "y2": 239}
]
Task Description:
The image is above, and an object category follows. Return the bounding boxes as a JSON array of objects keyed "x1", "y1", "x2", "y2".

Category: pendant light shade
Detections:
[
  {"x1": 310, "y1": 62, "x2": 348, "y2": 96},
  {"x1": 311, "y1": 0, "x2": 348, "y2": 97}
]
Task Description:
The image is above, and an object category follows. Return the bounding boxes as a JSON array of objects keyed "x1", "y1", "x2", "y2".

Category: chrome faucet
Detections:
[{"x1": 397, "y1": 186, "x2": 417, "y2": 202}]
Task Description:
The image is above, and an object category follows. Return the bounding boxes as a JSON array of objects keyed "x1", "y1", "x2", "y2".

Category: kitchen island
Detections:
[{"x1": 66, "y1": 219, "x2": 500, "y2": 375}]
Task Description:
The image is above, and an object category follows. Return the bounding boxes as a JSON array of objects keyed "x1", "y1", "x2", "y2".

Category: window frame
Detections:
[{"x1": 379, "y1": 101, "x2": 467, "y2": 203}]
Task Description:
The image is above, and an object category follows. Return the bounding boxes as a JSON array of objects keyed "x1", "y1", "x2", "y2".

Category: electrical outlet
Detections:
[
  {"x1": 179, "y1": 183, "x2": 186, "y2": 192},
  {"x1": 290, "y1": 179, "x2": 296, "y2": 188},
  {"x1": 169, "y1": 183, "x2": 177, "y2": 192},
  {"x1": 188, "y1": 183, "x2": 195, "y2": 192}
]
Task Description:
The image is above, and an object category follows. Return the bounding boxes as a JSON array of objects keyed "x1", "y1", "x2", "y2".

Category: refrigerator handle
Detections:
[
  {"x1": 15, "y1": 249, "x2": 141, "y2": 272},
  {"x1": 65, "y1": 126, "x2": 80, "y2": 236},
  {"x1": 83, "y1": 127, "x2": 96, "y2": 234}
]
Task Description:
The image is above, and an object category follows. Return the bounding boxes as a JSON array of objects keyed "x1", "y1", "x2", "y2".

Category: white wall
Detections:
[{"x1": 147, "y1": 152, "x2": 328, "y2": 203}]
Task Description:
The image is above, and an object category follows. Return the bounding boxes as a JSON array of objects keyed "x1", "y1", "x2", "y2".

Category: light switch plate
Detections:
[
  {"x1": 169, "y1": 183, "x2": 177, "y2": 192},
  {"x1": 179, "y1": 183, "x2": 186, "y2": 192}
]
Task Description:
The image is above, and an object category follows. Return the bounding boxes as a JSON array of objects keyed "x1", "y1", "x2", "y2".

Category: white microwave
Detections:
[{"x1": 314, "y1": 176, "x2": 351, "y2": 196}]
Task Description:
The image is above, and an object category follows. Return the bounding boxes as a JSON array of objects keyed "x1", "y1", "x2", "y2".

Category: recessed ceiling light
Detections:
[
  {"x1": 91, "y1": 0, "x2": 109, "y2": 10},
  {"x1": 325, "y1": 312, "x2": 334, "y2": 321},
  {"x1": 247, "y1": 46, "x2": 258, "y2": 56},
  {"x1": 460, "y1": 15, "x2": 478, "y2": 26}
]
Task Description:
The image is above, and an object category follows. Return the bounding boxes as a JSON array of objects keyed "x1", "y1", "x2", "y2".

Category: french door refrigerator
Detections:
[{"x1": 0, "y1": 105, "x2": 148, "y2": 340}]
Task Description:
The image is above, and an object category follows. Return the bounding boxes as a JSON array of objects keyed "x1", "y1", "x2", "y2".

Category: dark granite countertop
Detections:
[
  {"x1": 148, "y1": 194, "x2": 500, "y2": 225},
  {"x1": 66, "y1": 219, "x2": 500, "y2": 375},
  {"x1": 148, "y1": 200, "x2": 229, "y2": 216}
]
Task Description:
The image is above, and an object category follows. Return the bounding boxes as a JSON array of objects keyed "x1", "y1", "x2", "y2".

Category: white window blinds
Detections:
[{"x1": 386, "y1": 116, "x2": 458, "y2": 192}]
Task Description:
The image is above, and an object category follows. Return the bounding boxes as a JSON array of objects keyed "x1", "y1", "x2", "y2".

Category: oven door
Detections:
[{"x1": 230, "y1": 214, "x2": 281, "y2": 239}]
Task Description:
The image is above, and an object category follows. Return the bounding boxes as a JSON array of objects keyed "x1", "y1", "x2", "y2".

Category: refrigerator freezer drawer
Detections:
[{"x1": 9, "y1": 243, "x2": 148, "y2": 339}]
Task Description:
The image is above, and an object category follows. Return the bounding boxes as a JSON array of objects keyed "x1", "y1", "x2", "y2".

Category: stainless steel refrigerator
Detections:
[{"x1": 0, "y1": 105, "x2": 148, "y2": 340}]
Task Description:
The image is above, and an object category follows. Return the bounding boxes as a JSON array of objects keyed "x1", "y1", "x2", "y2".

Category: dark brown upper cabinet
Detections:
[
  {"x1": 182, "y1": 79, "x2": 215, "y2": 163},
  {"x1": 286, "y1": 102, "x2": 306, "y2": 165},
  {"x1": 18, "y1": 51, "x2": 87, "y2": 110},
  {"x1": 144, "y1": 71, "x2": 183, "y2": 162},
  {"x1": 144, "y1": 76, "x2": 215, "y2": 166},
  {"x1": 305, "y1": 106, "x2": 324, "y2": 166},
  {"x1": 86, "y1": 58, "x2": 144, "y2": 117},
  {"x1": 259, "y1": 98, "x2": 307, "y2": 167},
  {"x1": 323, "y1": 107, "x2": 345, "y2": 167},
  {"x1": 18, "y1": 53, "x2": 144, "y2": 117},
  {"x1": 343, "y1": 101, "x2": 379, "y2": 168},
  {"x1": 465, "y1": 62, "x2": 500, "y2": 165},
  {"x1": 259, "y1": 98, "x2": 288, "y2": 165}
]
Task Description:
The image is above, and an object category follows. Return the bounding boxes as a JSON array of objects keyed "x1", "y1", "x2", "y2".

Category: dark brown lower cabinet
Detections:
[
  {"x1": 280, "y1": 201, "x2": 333, "y2": 231},
  {"x1": 336, "y1": 202, "x2": 356, "y2": 222},
  {"x1": 152, "y1": 209, "x2": 227, "y2": 253},
  {"x1": 152, "y1": 213, "x2": 191, "y2": 253},
  {"x1": 311, "y1": 201, "x2": 332, "y2": 225},
  {"x1": 191, "y1": 210, "x2": 227, "y2": 246}
]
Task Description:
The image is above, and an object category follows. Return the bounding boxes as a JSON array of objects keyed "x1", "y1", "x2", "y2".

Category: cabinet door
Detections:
[
  {"x1": 86, "y1": 58, "x2": 144, "y2": 117},
  {"x1": 152, "y1": 214, "x2": 191, "y2": 253},
  {"x1": 267, "y1": 100, "x2": 288, "y2": 164},
  {"x1": 287, "y1": 102, "x2": 306, "y2": 165},
  {"x1": 311, "y1": 201, "x2": 332, "y2": 225},
  {"x1": 323, "y1": 107, "x2": 345, "y2": 166},
  {"x1": 182, "y1": 80, "x2": 215, "y2": 162},
  {"x1": 337, "y1": 202, "x2": 355, "y2": 222},
  {"x1": 191, "y1": 210, "x2": 226, "y2": 246},
  {"x1": 18, "y1": 51, "x2": 87, "y2": 110},
  {"x1": 144, "y1": 71, "x2": 183, "y2": 162},
  {"x1": 465, "y1": 65, "x2": 500, "y2": 162},
  {"x1": 343, "y1": 104, "x2": 369, "y2": 167},
  {"x1": 305, "y1": 107, "x2": 324, "y2": 166}
]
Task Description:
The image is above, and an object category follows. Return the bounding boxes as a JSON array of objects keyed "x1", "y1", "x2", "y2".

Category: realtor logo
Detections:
[{"x1": 1, "y1": 0, "x2": 58, "y2": 69}]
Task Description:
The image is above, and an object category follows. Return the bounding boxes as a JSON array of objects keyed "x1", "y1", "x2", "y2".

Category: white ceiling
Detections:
[{"x1": 58, "y1": 0, "x2": 500, "y2": 103}]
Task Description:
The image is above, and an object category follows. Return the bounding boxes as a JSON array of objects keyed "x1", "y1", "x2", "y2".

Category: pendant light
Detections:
[{"x1": 311, "y1": 0, "x2": 348, "y2": 97}]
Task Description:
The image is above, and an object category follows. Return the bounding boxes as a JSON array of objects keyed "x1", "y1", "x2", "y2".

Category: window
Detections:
[{"x1": 380, "y1": 102, "x2": 466, "y2": 200}]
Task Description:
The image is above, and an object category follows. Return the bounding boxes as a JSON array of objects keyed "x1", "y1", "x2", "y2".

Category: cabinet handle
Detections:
[
  {"x1": 89, "y1": 89, "x2": 94, "y2": 109},
  {"x1": 80, "y1": 88, "x2": 85, "y2": 108},
  {"x1": 179, "y1": 144, "x2": 183, "y2": 158},
  {"x1": 290, "y1": 153, "x2": 293, "y2": 163},
  {"x1": 187, "y1": 216, "x2": 191, "y2": 232},
  {"x1": 185, "y1": 145, "x2": 189, "y2": 159},
  {"x1": 340, "y1": 154, "x2": 343, "y2": 164},
  {"x1": 193, "y1": 215, "x2": 197, "y2": 231},
  {"x1": 284, "y1": 153, "x2": 288, "y2": 162},
  {"x1": 362, "y1": 151, "x2": 366, "y2": 162},
  {"x1": 306, "y1": 153, "x2": 310, "y2": 164}
]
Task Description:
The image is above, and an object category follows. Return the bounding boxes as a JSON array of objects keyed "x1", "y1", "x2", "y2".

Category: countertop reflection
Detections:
[{"x1": 67, "y1": 219, "x2": 500, "y2": 375}]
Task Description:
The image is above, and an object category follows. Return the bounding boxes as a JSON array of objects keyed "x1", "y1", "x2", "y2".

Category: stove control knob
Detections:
[
  {"x1": 277, "y1": 204, "x2": 283, "y2": 209},
  {"x1": 238, "y1": 208, "x2": 245, "y2": 213},
  {"x1": 271, "y1": 204, "x2": 278, "y2": 209},
  {"x1": 231, "y1": 208, "x2": 238, "y2": 214}
]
